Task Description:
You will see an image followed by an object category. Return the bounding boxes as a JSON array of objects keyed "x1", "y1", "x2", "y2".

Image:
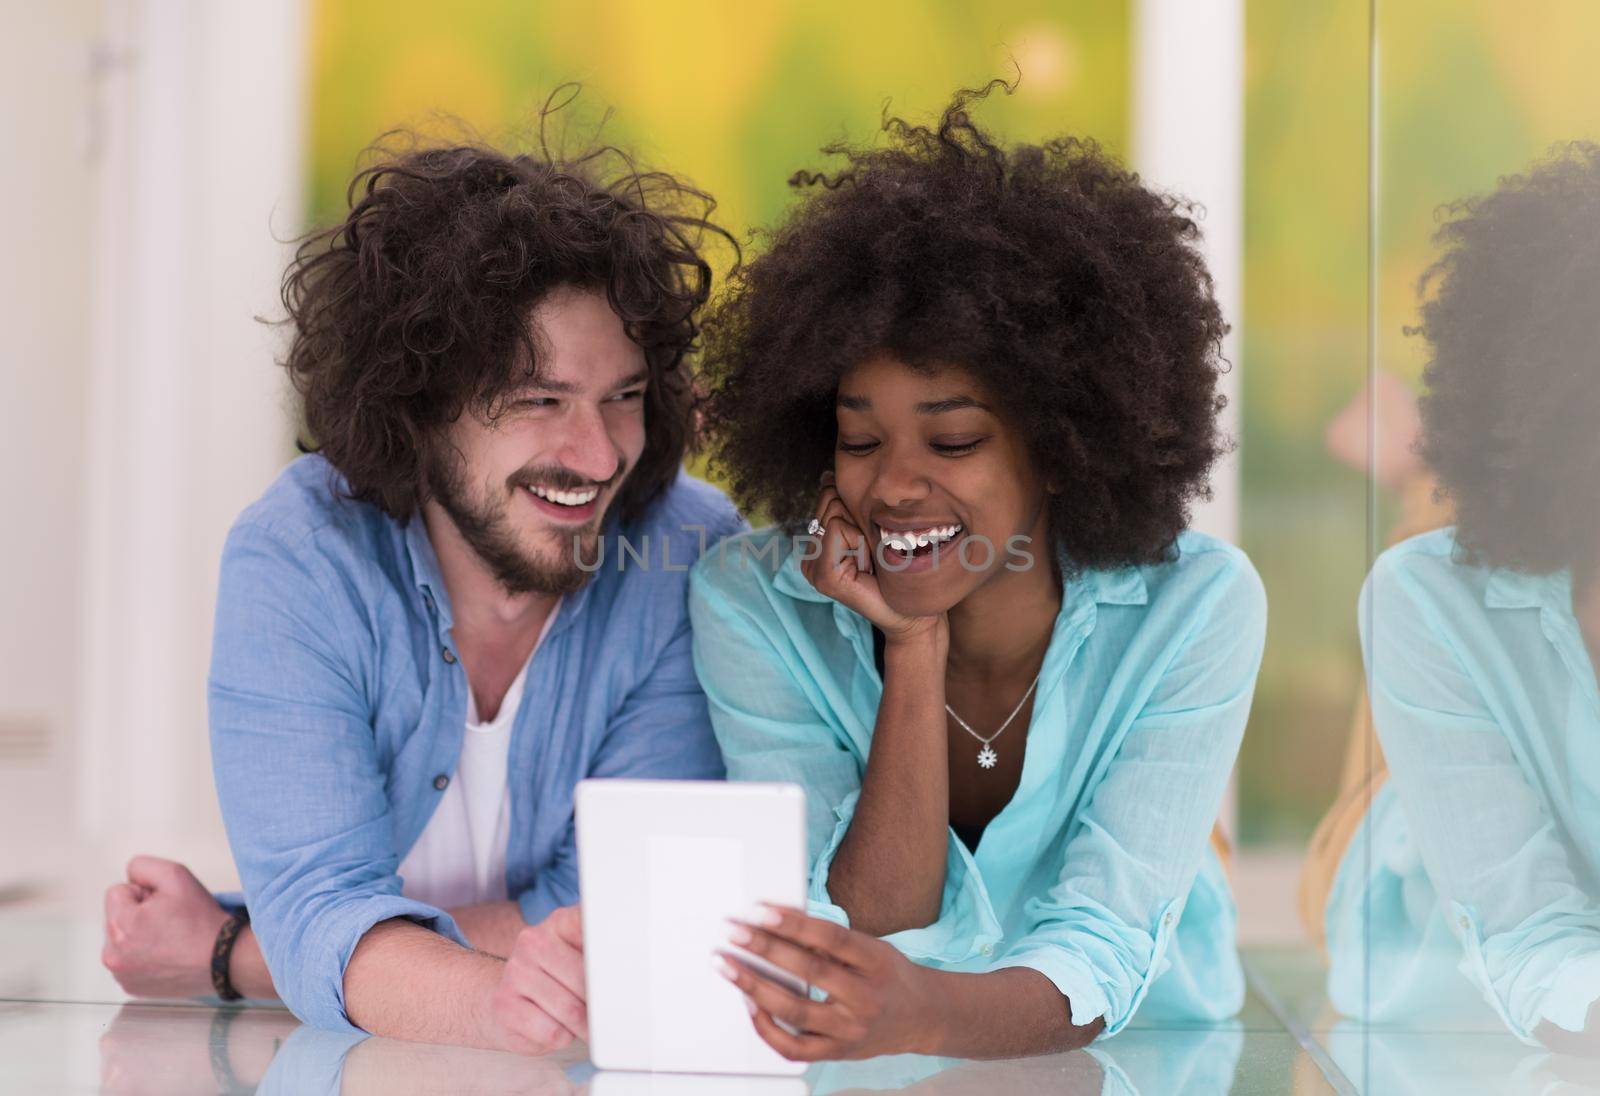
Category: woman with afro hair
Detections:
[
  {"x1": 1322, "y1": 144, "x2": 1600, "y2": 1050},
  {"x1": 689, "y1": 81, "x2": 1267, "y2": 1059}
]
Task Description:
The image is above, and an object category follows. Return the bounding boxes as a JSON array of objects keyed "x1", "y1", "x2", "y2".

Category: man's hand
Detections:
[
  {"x1": 101, "y1": 856, "x2": 231, "y2": 998},
  {"x1": 487, "y1": 904, "x2": 590, "y2": 1054}
]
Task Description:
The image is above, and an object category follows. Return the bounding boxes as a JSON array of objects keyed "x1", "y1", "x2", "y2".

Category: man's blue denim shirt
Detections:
[{"x1": 208, "y1": 454, "x2": 744, "y2": 1031}]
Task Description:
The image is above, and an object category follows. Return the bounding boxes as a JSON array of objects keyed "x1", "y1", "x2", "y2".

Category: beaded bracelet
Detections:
[{"x1": 210, "y1": 908, "x2": 251, "y2": 1002}]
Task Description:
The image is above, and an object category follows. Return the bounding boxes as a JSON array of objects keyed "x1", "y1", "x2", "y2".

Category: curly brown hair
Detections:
[
  {"x1": 1412, "y1": 142, "x2": 1600, "y2": 575},
  {"x1": 281, "y1": 90, "x2": 734, "y2": 524},
  {"x1": 698, "y1": 80, "x2": 1229, "y2": 573}
]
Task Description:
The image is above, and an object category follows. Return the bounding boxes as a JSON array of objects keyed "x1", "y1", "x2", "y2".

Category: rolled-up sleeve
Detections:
[
  {"x1": 209, "y1": 523, "x2": 468, "y2": 1031},
  {"x1": 1362, "y1": 557, "x2": 1600, "y2": 1042},
  {"x1": 991, "y1": 558, "x2": 1266, "y2": 1036}
]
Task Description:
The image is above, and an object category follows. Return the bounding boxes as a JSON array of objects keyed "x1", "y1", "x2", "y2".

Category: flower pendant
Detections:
[{"x1": 977, "y1": 745, "x2": 998, "y2": 769}]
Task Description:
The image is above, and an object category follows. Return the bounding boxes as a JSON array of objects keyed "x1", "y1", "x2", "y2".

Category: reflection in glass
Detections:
[
  {"x1": 1319, "y1": 145, "x2": 1600, "y2": 1045},
  {"x1": 89, "y1": 1002, "x2": 1248, "y2": 1095},
  {"x1": 1321, "y1": 1019, "x2": 1600, "y2": 1096},
  {"x1": 806, "y1": 1023, "x2": 1241, "y2": 1095},
  {"x1": 97, "y1": 1004, "x2": 300, "y2": 1095}
]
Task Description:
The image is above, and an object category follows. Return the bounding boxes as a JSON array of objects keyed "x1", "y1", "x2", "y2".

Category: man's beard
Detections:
[{"x1": 424, "y1": 448, "x2": 623, "y2": 597}]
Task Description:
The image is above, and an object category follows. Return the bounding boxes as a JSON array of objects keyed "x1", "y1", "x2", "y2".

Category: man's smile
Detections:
[{"x1": 522, "y1": 482, "x2": 601, "y2": 524}]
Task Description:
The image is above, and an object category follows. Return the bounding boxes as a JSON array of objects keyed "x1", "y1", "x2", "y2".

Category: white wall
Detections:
[
  {"x1": 0, "y1": 0, "x2": 101, "y2": 892},
  {"x1": 1132, "y1": 0, "x2": 1245, "y2": 545},
  {"x1": 1132, "y1": 0, "x2": 1246, "y2": 844},
  {"x1": 75, "y1": 0, "x2": 307, "y2": 887},
  {"x1": 0, "y1": 0, "x2": 306, "y2": 896}
]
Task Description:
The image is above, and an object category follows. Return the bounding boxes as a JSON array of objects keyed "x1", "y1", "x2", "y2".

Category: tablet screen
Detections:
[{"x1": 576, "y1": 779, "x2": 810, "y2": 1076}]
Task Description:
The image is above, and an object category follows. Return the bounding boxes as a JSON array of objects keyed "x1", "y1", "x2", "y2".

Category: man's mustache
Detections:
[{"x1": 511, "y1": 459, "x2": 629, "y2": 493}]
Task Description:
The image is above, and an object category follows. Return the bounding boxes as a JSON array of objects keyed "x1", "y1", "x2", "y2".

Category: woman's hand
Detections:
[
  {"x1": 800, "y1": 471, "x2": 942, "y2": 643},
  {"x1": 716, "y1": 903, "x2": 941, "y2": 1061}
]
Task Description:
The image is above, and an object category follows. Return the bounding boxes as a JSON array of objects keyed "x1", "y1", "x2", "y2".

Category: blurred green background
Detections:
[{"x1": 306, "y1": 0, "x2": 1600, "y2": 846}]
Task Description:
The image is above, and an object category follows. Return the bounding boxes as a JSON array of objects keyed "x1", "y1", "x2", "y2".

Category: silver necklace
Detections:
[{"x1": 946, "y1": 674, "x2": 1040, "y2": 769}]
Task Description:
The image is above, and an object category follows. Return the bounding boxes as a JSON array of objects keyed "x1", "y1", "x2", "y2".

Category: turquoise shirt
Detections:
[
  {"x1": 688, "y1": 527, "x2": 1267, "y2": 1036},
  {"x1": 1327, "y1": 527, "x2": 1600, "y2": 1043}
]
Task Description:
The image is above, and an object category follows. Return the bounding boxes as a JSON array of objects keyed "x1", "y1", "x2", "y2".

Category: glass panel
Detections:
[{"x1": 1310, "y1": 2, "x2": 1600, "y2": 1089}]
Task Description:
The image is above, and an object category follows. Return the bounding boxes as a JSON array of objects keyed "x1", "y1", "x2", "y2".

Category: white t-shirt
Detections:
[{"x1": 399, "y1": 600, "x2": 562, "y2": 910}]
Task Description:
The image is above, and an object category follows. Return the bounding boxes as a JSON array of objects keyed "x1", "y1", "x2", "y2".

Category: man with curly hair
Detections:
[
  {"x1": 690, "y1": 82, "x2": 1266, "y2": 1058},
  {"x1": 1321, "y1": 143, "x2": 1600, "y2": 1050},
  {"x1": 98, "y1": 115, "x2": 744, "y2": 1052}
]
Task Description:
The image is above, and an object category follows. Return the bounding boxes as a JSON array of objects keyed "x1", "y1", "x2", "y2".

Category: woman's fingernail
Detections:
[
  {"x1": 728, "y1": 923, "x2": 754, "y2": 946},
  {"x1": 714, "y1": 955, "x2": 739, "y2": 981},
  {"x1": 749, "y1": 904, "x2": 783, "y2": 927},
  {"x1": 745, "y1": 996, "x2": 758, "y2": 1017}
]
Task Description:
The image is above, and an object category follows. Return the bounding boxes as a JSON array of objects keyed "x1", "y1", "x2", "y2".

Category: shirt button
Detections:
[
  {"x1": 433, "y1": 774, "x2": 450, "y2": 791},
  {"x1": 981, "y1": 943, "x2": 994, "y2": 957},
  {"x1": 1458, "y1": 915, "x2": 1471, "y2": 930},
  {"x1": 441, "y1": 647, "x2": 457, "y2": 664},
  {"x1": 1163, "y1": 911, "x2": 1176, "y2": 928}
]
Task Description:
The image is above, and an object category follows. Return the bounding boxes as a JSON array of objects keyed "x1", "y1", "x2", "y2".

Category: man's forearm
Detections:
[
  {"x1": 449, "y1": 901, "x2": 527, "y2": 958},
  {"x1": 827, "y1": 626, "x2": 951, "y2": 934},
  {"x1": 229, "y1": 900, "x2": 524, "y2": 1000},
  {"x1": 227, "y1": 925, "x2": 280, "y2": 1001},
  {"x1": 343, "y1": 919, "x2": 506, "y2": 1049},
  {"x1": 922, "y1": 967, "x2": 1103, "y2": 1059}
]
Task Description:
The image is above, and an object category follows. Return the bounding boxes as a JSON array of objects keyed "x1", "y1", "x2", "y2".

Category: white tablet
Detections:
[{"x1": 575, "y1": 778, "x2": 810, "y2": 1076}]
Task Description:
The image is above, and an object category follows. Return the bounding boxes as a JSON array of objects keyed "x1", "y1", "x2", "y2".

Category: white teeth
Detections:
[
  {"x1": 530, "y1": 485, "x2": 599, "y2": 507},
  {"x1": 877, "y1": 523, "x2": 963, "y2": 552}
]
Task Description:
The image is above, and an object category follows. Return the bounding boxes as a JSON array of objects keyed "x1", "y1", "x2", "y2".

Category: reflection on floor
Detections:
[
  {"x1": 1243, "y1": 946, "x2": 1600, "y2": 1095},
  {"x1": 0, "y1": 998, "x2": 1321, "y2": 1096},
  {"x1": 6, "y1": 910, "x2": 1579, "y2": 1094}
]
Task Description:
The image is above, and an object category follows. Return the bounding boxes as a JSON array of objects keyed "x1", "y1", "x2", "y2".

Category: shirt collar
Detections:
[
  {"x1": 403, "y1": 514, "x2": 453, "y2": 631},
  {"x1": 1484, "y1": 567, "x2": 1571, "y2": 612},
  {"x1": 1087, "y1": 563, "x2": 1149, "y2": 606},
  {"x1": 771, "y1": 534, "x2": 831, "y2": 602}
]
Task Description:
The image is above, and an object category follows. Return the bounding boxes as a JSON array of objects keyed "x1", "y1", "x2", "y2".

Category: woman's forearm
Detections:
[
  {"x1": 827, "y1": 622, "x2": 952, "y2": 934},
  {"x1": 921, "y1": 966, "x2": 1104, "y2": 1059}
]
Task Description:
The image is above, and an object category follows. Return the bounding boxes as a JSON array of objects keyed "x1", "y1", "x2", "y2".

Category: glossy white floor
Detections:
[{"x1": 0, "y1": 905, "x2": 1568, "y2": 1094}]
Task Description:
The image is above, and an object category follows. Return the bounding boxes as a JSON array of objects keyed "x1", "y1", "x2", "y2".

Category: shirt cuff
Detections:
[
  {"x1": 1449, "y1": 901, "x2": 1600, "y2": 1044},
  {"x1": 989, "y1": 898, "x2": 1182, "y2": 1037},
  {"x1": 273, "y1": 893, "x2": 469, "y2": 1032},
  {"x1": 991, "y1": 946, "x2": 1113, "y2": 1032},
  {"x1": 1539, "y1": 950, "x2": 1600, "y2": 1033},
  {"x1": 517, "y1": 877, "x2": 573, "y2": 927},
  {"x1": 806, "y1": 790, "x2": 859, "y2": 928}
]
